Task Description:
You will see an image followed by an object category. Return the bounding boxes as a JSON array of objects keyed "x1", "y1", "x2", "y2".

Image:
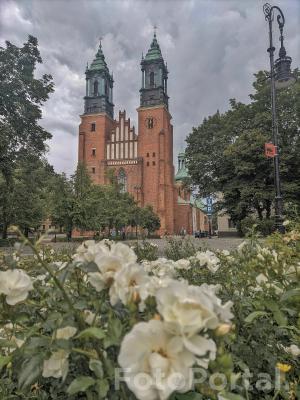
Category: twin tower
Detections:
[{"x1": 78, "y1": 33, "x2": 176, "y2": 234}]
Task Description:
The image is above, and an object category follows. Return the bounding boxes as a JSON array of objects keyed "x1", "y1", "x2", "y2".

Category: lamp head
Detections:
[{"x1": 274, "y1": 55, "x2": 296, "y2": 89}]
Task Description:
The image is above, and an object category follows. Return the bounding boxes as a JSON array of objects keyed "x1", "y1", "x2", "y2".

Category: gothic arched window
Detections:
[
  {"x1": 93, "y1": 80, "x2": 98, "y2": 96},
  {"x1": 150, "y1": 71, "x2": 155, "y2": 87},
  {"x1": 118, "y1": 169, "x2": 127, "y2": 193}
]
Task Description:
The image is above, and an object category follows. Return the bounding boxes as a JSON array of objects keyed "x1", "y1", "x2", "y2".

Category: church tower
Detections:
[
  {"x1": 78, "y1": 41, "x2": 115, "y2": 184},
  {"x1": 138, "y1": 32, "x2": 175, "y2": 234}
]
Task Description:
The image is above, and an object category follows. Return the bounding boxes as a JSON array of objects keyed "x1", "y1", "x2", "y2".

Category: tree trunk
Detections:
[
  {"x1": 2, "y1": 222, "x2": 8, "y2": 239},
  {"x1": 2, "y1": 171, "x2": 14, "y2": 240},
  {"x1": 266, "y1": 200, "x2": 271, "y2": 219},
  {"x1": 257, "y1": 208, "x2": 263, "y2": 221}
]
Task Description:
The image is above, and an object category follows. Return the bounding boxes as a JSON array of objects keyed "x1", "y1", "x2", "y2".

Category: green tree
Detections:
[
  {"x1": 0, "y1": 35, "x2": 54, "y2": 238},
  {"x1": 50, "y1": 164, "x2": 161, "y2": 239},
  {"x1": 186, "y1": 69, "x2": 300, "y2": 230},
  {"x1": 50, "y1": 164, "x2": 96, "y2": 239},
  {"x1": 12, "y1": 156, "x2": 55, "y2": 236},
  {"x1": 0, "y1": 155, "x2": 55, "y2": 237},
  {"x1": 138, "y1": 205, "x2": 161, "y2": 234},
  {"x1": 50, "y1": 173, "x2": 75, "y2": 240}
]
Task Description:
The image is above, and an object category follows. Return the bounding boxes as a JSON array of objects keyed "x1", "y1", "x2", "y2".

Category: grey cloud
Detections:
[{"x1": 1, "y1": 0, "x2": 299, "y2": 175}]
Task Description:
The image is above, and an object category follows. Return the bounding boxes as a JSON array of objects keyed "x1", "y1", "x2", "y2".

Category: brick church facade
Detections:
[{"x1": 77, "y1": 33, "x2": 208, "y2": 235}]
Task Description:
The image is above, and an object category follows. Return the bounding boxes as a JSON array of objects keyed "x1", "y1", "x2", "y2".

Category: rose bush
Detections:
[{"x1": 0, "y1": 224, "x2": 299, "y2": 399}]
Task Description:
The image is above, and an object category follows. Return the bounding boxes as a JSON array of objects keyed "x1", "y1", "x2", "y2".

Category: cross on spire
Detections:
[
  {"x1": 154, "y1": 24, "x2": 157, "y2": 38},
  {"x1": 99, "y1": 36, "x2": 103, "y2": 49}
]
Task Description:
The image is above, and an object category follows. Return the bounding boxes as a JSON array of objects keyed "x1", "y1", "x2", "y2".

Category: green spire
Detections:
[
  {"x1": 175, "y1": 152, "x2": 189, "y2": 182},
  {"x1": 89, "y1": 40, "x2": 109, "y2": 72},
  {"x1": 144, "y1": 31, "x2": 163, "y2": 61},
  {"x1": 190, "y1": 195, "x2": 206, "y2": 211}
]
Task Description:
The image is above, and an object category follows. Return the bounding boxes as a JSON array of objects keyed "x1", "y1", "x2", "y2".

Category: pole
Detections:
[{"x1": 266, "y1": 6, "x2": 284, "y2": 233}]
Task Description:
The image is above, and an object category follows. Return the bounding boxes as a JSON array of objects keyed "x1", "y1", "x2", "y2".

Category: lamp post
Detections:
[
  {"x1": 134, "y1": 185, "x2": 141, "y2": 238},
  {"x1": 263, "y1": 3, "x2": 296, "y2": 233}
]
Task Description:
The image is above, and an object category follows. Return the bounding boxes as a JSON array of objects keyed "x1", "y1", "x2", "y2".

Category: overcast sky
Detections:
[{"x1": 1, "y1": 0, "x2": 299, "y2": 175}]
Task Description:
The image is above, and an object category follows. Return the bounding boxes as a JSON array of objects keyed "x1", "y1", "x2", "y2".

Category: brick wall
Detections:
[
  {"x1": 78, "y1": 112, "x2": 115, "y2": 184},
  {"x1": 137, "y1": 105, "x2": 174, "y2": 235}
]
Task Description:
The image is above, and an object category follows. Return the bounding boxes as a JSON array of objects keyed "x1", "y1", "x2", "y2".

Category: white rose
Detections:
[
  {"x1": 174, "y1": 259, "x2": 191, "y2": 270},
  {"x1": 55, "y1": 326, "x2": 77, "y2": 340},
  {"x1": 156, "y1": 282, "x2": 230, "y2": 366},
  {"x1": 146, "y1": 276, "x2": 179, "y2": 297},
  {"x1": 199, "y1": 283, "x2": 234, "y2": 323},
  {"x1": 0, "y1": 269, "x2": 33, "y2": 305},
  {"x1": 288, "y1": 344, "x2": 300, "y2": 357},
  {"x1": 143, "y1": 258, "x2": 176, "y2": 278},
  {"x1": 282, "y1": 344, "x2": 300, "y2": 357},
  {"x1": 255, "y1": 274, "x2": 283, "y2": 295},
  {"x1": 157, "y1": 281, "x2": 214, "y2": 336},
  {"x1": 83, "y1": 310, "x2": 100, "y2": 325},
  {"x1": 12, "y1": 336, "x2": 25, "y2": 348},
  {"x1": 194, "y1": 250, "x2": 220, "y2": 273},
  {"x1": 110, "y1": 263, "x2": 150, "y2": 308},
  {"x1": 118, "y1": 320, "x2": 194, "y2": 400},
  {"x1": 86, "y1": 242, "x2": 137, "y2": 292},
  {"x1": 156, "y1": 281, "x2": 233, "y2": 339},
  {"x1": 53, "y1": 261, "x2": 68, "y2": 271},
  {"x1": 256, "y1": 273, "x2": 268, "y2": 285},
  {"x1": 35, "y1": 274, "x2": 48, "y2": 283},
  {"x1": 221, "y1": 250, "x2": 230, "y2": 256},
  {"x1": 42, "y1": 350, "x2": 69, "y2": 380},
  {"x1": 73, "y1": 240, "x2": 109, "y2": 263},
  {"x1": 237, "y1": 241, "x2": 247, "y2": 253}
]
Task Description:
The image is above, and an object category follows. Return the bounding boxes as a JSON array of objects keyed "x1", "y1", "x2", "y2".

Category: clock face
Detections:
[{"x1": 145, "y1": 116, "x2": 157, "y2": 129}]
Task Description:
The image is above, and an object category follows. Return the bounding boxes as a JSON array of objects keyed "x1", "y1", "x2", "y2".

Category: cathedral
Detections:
[{"x1": 77, "y1": 32, "x2": 208, "y2": 235}]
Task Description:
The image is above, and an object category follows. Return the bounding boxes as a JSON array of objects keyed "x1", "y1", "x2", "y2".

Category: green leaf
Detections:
[
  {"x1": 273, "y1": 309, "x2": 288, "y2": 326},
  {"x1": 0, "y1": 339, "x2": 17, "y2": 349},
  {"x1": 26, "y1": 336, "x2": 50, "y2": 349},
  {"x1": 67, "y1": 376, "x2": 96, "y2": 395},
  {"x1": 96, "y1": 378, "x2": 109, "y2": 397},
  {"x1": 55, "y1": 338, "x2": 73, "y2": 350},
  {"x1": 280, "y1": 287, "x2": 300, "y2": 302},
  {"x1": 14, "y1": 312, "x2": 30, "y2": 323},
  {"x1": 264, "y1": 299, "x2": 278, "y2": 312},
  {"x1": 76, "y1": 261, "x2": 99, "y2": 273},
  {"x1": 244, "y1": 311, "x2": 268, "y2": 323},
  {"x1": 73, "y1": 299, "x2": 88, "y2": 310},
  {"x1": 171, "y1": 392, "x2": 203, "y2": 399},
  {"x1": 18, "y1": 355, "x2": 43, "y2": 389},
  {"x1": 218, "y1": 392, "x2": 246, "y2": 400},
  {"x1": 0, "y1": 355, "x2": 12, "y2": 371},
  {"x1": 104, "y1": 317, "x2": 123, "y2": 348},
  {"x1": 89, "y1": 359, "x2": 103, "y2": 379},
  {"x1": 76, "y1": 327, "x2": 106, "y2": 340}
]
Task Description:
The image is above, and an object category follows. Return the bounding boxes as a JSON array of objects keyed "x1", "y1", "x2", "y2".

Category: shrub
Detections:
[
  {"x1": 0, "y1": 226, "x2": 299, "y2": 399},
  {"x1": 132, "y1": 240, "x2": 159, "y2": 261},
  {"x1": 240, "y1": 216, "x2": 275, "y2": 237},
  {"x1": 165, "y1": 236, "x2": 203, "y2": 260}
]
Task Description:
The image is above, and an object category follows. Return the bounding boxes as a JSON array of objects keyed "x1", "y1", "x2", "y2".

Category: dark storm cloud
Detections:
[{"x1": 1, "y1": 0, "x2": 299, "y2": 174}]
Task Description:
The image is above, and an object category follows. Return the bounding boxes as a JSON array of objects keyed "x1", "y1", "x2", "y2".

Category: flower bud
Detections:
[
  {"x1": 132, "y1": 291, "x2": 141, "y2": 303},
  {"x1": 152, "y1": 313, "x2": 161, "y2": 321},
  {"x1": 215, "y1": 323, "x2": 232, "y2": 336}
]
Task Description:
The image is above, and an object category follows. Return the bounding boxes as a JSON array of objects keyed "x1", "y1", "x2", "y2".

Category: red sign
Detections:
[{"x1": 265, "y1": 143, "x2": 277, "y2": 158}]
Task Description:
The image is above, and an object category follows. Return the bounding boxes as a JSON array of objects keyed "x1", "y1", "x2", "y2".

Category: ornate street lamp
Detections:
[{"x1": 263, "y1": 3, "x2": 295, "y2": 232}]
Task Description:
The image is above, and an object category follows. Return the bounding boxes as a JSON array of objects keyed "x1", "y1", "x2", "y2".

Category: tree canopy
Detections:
[
  {"x1": 50, "y1": 164, "x2": 161, "y2": 239},
  {"x1": 185, "y1": 69, "x2": 300, "y2": 231},
  {"x1": 0, "y1": 35, "x2": 54, "y2": 238}
]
